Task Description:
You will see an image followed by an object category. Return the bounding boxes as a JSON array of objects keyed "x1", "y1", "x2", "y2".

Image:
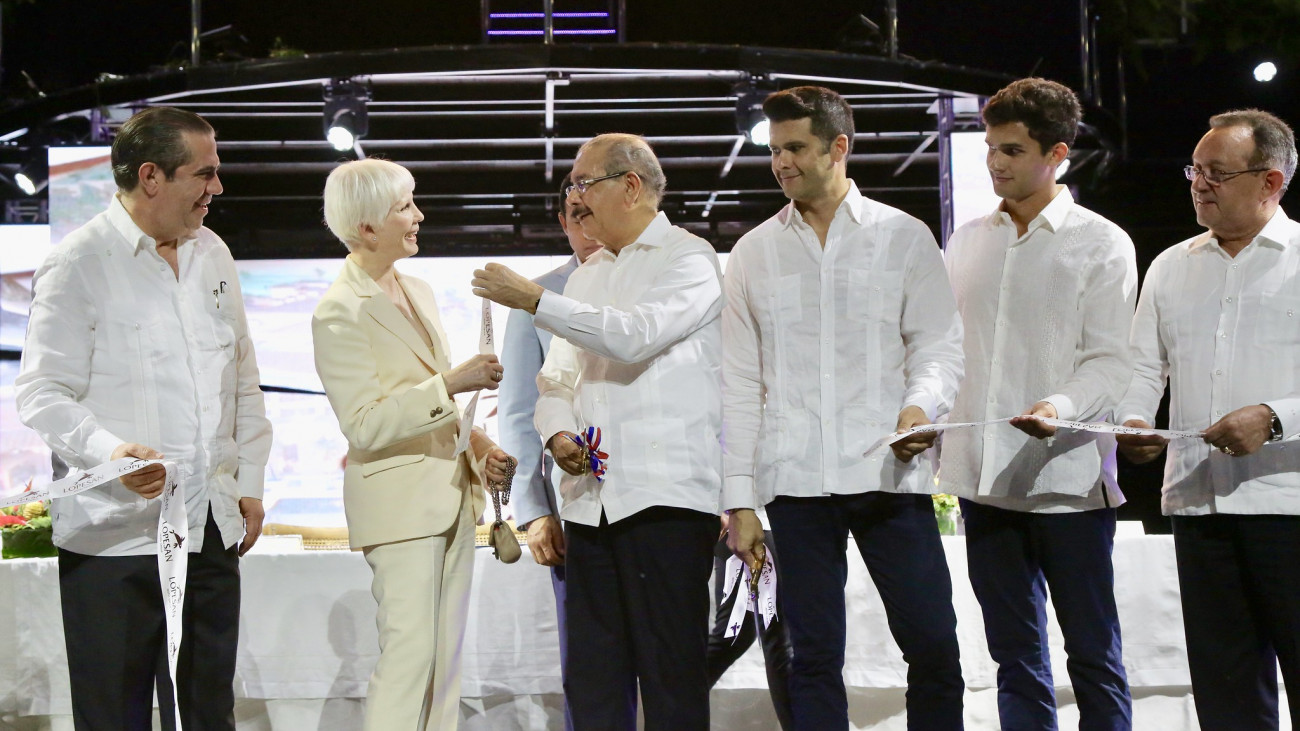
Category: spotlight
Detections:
[
  {"x1": 734, "y1": 78, "x2": 779, "y2": 146},
  {"x1": 13, "y1": 154, "x2": 48, "y2": 196},
  {"x1": 323, "y1": 79, "x2": 370, "y2": 152},
  {"x1": 1254, "y1": 61, "x2": 1278, "y2": 82}
]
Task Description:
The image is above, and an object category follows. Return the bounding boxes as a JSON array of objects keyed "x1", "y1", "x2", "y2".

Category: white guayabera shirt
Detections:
[
  {"x1": 16, "y1": 196, "x2": 272, "y2": 555},
  {"x1": 721, "y1": 181, "x2": 965, "y2": 510},
  {"x1": 534, "y1": 211, "x2": 724, "y2": 526},
  {"x1": 1118, "y1": 208, "x2": 1300, "y2": 516},
  {"x1": 940, "y1": 187, "x2": 1136, "y2": 513}
]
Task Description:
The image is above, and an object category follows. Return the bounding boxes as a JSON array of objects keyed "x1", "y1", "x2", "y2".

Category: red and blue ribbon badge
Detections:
[{"x1": 567, "y1": 426, "x2": 610, "y2": 482}]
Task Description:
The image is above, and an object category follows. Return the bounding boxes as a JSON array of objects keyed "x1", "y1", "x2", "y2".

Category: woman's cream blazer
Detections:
[{"x1": 312, "y1": 257, "x2": 486, "y2": 549}]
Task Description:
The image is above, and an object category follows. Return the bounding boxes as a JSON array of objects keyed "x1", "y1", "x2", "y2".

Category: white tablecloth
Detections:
[{"x1": 0, "y1": 535, "x2": 1284, "y2": 729}]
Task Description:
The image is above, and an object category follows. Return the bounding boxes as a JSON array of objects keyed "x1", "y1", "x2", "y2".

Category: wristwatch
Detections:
[{"x1": 1265, "y1": 404, "x2": 1284, "y2": 443}]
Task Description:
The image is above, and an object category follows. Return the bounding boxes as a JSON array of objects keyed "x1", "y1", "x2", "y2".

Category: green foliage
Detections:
[{"x1": 1100, "y1": 0, "x2": 1300, "y2": 68}]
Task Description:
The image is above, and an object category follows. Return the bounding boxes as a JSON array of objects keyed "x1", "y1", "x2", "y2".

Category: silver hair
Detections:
[
  {"x1": 1210, "y1": 108, "x2": 1297, "y2": 192},
  {"x1": 322, "y1": 158, "x2": 415, "y2": 250},
  {"x1": 579, "y1": 133, "x2": 667, "y2": 206}
]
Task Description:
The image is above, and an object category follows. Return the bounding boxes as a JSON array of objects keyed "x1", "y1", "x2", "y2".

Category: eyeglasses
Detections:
[
  {"x1": 564, "y1": 170, "x2": 629, "y2": 198},
  {"x1": 1183, "y1": 165, "x2": 1271, "y2": 185}
]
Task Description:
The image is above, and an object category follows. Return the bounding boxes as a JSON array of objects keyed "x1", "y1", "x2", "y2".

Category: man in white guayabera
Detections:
[
  {"x1": 472, "y1": 133, "x2": 723, "y2": 731},
  {"x1": 941, "y1": 78, "x2": 1136, "y2": 731},
  {"x1": 16, "y1": 106, "x2": 271, "y2": 731},
  {"x1": 1117, "y1": 109, "x2": 1300, "y2": 731}
]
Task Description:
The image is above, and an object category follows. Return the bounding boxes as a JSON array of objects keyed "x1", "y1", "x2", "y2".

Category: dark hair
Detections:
[
  {"x1": 559, "y1": 173, "x2": 572, "y2": 207},
  {"x1": 762, "y1": 86, "x2": 855, "y2": 154},
  {"x1": 981, "y1": 78, "x2": 1081, "y2": 154},
  {"x1": 111, "y1": 107, "x2": 215, "y2": 192},
  {"x1": 1209, "y1": 109, "x2": 1297, "y2": 191}
]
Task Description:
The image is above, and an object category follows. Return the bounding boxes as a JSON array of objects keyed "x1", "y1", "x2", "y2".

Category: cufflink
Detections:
[{"x1": 430, "y1": 407, "x2": 443, "y2": 417}]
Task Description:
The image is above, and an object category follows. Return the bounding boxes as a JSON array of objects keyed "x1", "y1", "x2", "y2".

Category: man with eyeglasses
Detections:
[
  {"x1": 496, "y1": 174, "x2": 605, "y2": 731},
  {"x1": 472, "y1": 133, "x2": 723, "y2": 731},
  {"x1": 1116, "y1": 109, "x2": 1300, "y2": 730}
]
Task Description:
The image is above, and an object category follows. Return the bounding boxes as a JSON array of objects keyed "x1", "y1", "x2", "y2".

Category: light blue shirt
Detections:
[{"x1": 498, "y1": 256, "x2": 580, "y2": 527}]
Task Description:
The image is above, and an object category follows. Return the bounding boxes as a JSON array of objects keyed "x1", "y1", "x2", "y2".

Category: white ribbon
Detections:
[
  {"x1": 2, "y1": 458, "x2": 189, "y2": 729},
  {"x1": 862, "y1": 416, "x2": 1205, "y2": 458},
  {"x1": 721, "y1": 552, "x2": 778, "y2": 640},
  {"x1": 156, "y1": 464, "x2": 187, "y2": 731},
  {"x1": 1, "y1": 457, "x2": 162, "y2": 508},
  {"x1": 455, "y1": 299, "x2": 497, "y2": 457}
]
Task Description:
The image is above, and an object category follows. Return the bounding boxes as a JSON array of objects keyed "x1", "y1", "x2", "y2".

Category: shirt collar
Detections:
[
  {"x1": 776, "y1": 179, "x2": 866, "y2": 229},
  {"x1": 597, "y1": 210, "x2": 672, "y2": 261},
  {"x1": 992, "y1": 185, "x2": 1074, "y2": 237},
  {"x1": 1188, "y1": 206, "x2": 1299, "y2": 254},
  {"x1": 106, "y1": 194, "x2": 200, "y2": 255}
]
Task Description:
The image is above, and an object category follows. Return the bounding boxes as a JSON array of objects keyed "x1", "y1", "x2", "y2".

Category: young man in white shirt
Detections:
[
  {"x1": 1116, "y1": 109, "x2": 1300, "y2": 730},
  {"x1": 941, "y1": 78, "x2": 1136, "y2": 730},
  {"x1": 723, "y1": 86, "x2": 966, "y2": 730},
  {"x1": 472, "y1": 133, "x2": 722, "y2": 731},
  {"x1": 15, "y1": 107, "x2": 272, "y2": 731},
  {"x1": 496, "y1": 175, "x2": 604, "y2": 731}
]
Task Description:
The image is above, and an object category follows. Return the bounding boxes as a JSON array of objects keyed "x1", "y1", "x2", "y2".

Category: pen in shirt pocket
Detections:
[{"x1": 212, "y1": 280, "x2": 227, "y2": 309}]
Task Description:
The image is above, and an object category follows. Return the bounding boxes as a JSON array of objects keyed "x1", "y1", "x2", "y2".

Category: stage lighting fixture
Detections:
[
  {"x1": 1254, "y1": 61, "x2": 1278, "y2": 82},
  {"x1": 323, "y1": 79, "x2": 370, "y2": 152},
  {"x1": 13, "y1": 155, "x2": 48, "y2": 196},
  {"x1": 734, "y1": 79, "x2": 778, "y2": 146}
]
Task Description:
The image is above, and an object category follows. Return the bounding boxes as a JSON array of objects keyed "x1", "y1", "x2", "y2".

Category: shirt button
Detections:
[
  {"x1": 651, "y1": 442, "x2": 658, "y2": 449},
  {"x1": 1215, "y1": 369, "x2": 1223, "y2": 375},
  {"x1": 430, "y1": 407, "x2": 443, "y2": 417},
  {"x1": 1225, "y1": 297, "x2": 1233, "y2": 303},
  {"x1": 823, "y1": 373, "x2": 831, "y2": 380}
]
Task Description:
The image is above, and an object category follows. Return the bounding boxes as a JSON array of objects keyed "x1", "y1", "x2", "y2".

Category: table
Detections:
[{"x1": 0, "y1": 535, "x2": 1282, "y2": 730}]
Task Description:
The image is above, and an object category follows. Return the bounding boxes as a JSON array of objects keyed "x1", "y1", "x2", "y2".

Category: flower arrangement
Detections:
[
  {"x1": 1, "y1": 489, "x2": 56, "y2": 559},
  {"x1": 932, "y1": 493, "x2": 962, "y2": 536}
]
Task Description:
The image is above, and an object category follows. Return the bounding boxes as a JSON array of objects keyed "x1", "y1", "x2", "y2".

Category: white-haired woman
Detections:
[{"x1": 313, "y1": 158, "x2": 513, "y2": 730}]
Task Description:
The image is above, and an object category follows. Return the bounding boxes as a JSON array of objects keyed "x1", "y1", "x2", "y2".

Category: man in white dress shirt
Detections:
[
  {"x1": 496, "y1": 175, "x2": 603, "y2": 731},
  {"x1": 1117, "y1": 109, "x2": 1300, "y2": 730},
  {"x1": 941, "y1": 78, "x2": 1136, "y2": 730},
  {"x1": 723, "y1": 85, "x2": 966, "y2": 730},
  {"x1": 15, "y1": 107, "x2": 271, "y2": 731},
  {"x1": 472, "y1": 133, "x2": 722, "y2": 731}
]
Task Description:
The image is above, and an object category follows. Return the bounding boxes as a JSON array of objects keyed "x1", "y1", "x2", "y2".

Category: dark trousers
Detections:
[
  {"x1": 563, "y1": 506, "x2": 717, "y2": 731},
  {"x1": 706, "y1": 531, "x2": 794, "y2": 730},
  {"x1": 549, "y1": 562, "x2": 575, "y2": 731},
  {"x1": 961, "y1": 500, "x2": 1131, "y2": 731},
  {"x1": 1171, "y1": 513, "x2": 1300, "y2": 731},
  {"x1": 58, "y1": 508, "x2": 240, "y2": 731},
  {"x1": 767, "y1": 492, "x2": 964, "y2": 731}
]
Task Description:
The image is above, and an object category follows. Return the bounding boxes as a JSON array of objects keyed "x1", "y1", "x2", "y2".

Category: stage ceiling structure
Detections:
[{"x1": 0, "y1": 43, "x2": 1116, "y2": 257}]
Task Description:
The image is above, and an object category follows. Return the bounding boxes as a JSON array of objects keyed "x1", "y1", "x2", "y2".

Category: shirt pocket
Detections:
[
  {"x1": 846, "y1": 269, "x2": 904, "y2": 325},
  {"x1": 1254, "y1": 291, "x2": 1300, "y2": 349},
  {"x1": 203, "y1": 312, "x2": 240, "y2": 394},
  {"x1": 618, "y1": 418, "x2": 691, "y2": 486},
  {"x1": 751, "y1": 274, "x2": 802, "y2": 331}
]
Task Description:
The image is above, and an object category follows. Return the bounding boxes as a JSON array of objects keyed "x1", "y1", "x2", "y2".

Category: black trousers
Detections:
[
  {"x1": 1172, "y1": 513, "x2": 1300, "y2": 731},
  {"x1": 563, "y1": 506, "x2": 717, "y2": 731},
  {"x1": 58, "y1": 508, "x2": 241, "y2": 731},
  {"x1": 706, "y1": 531, "x2": 794, "y2": 730}
]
